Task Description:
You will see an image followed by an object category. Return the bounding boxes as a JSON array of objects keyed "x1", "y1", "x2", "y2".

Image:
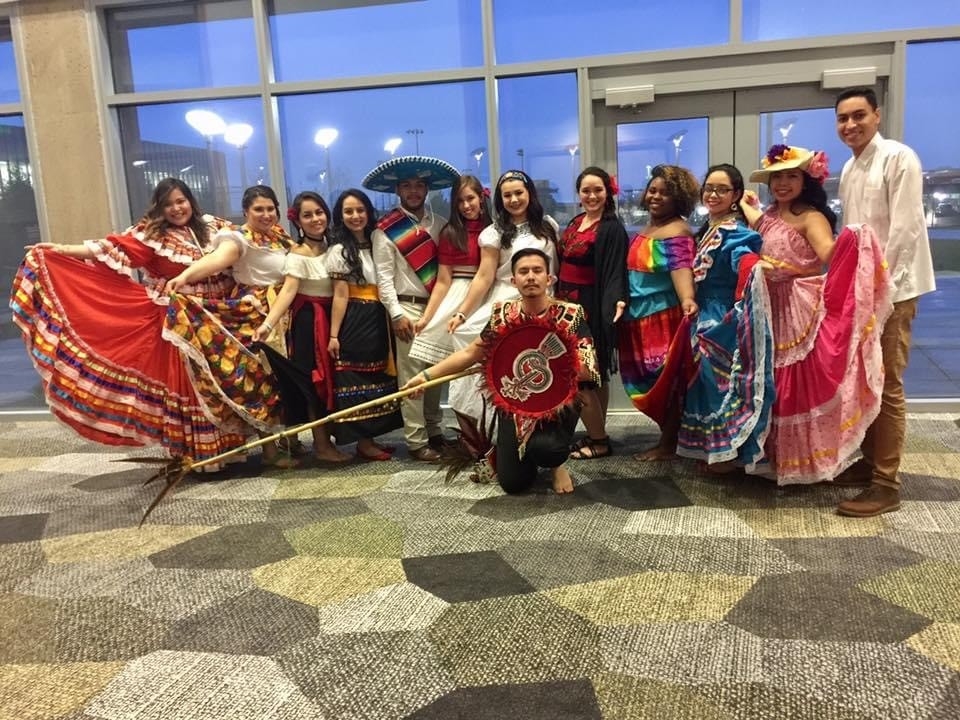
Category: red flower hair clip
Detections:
[
  {"x1": 608, "y1": 174, "x2": 620, "y2": 196},
  {"x1": 286, "y1": 207, "x2": 299, "y2": 223}
]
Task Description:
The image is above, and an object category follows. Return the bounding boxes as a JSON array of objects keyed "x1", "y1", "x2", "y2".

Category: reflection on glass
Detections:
[
  {"x1": 278, "y1": 82, "x2": 488, "y2": 215},
  {"x1": 743, "y1": 0, "x2": 960, "y2": 41},
  {"x1": 756, "y1": 108, "x2": 849, "y2": 213},
  {"x1": 905, "y1": 40, "x2": 960, "y2": 398},
  {"x1": 498, "y1": 73, "x2": 579, "y2": 227},
  {"x1": 616, "y1": 118, "x2": 708, "y2": 234},
  {"x1": 117, "y1": 98, "x2": 267, "y2": 222},
  {"x1": 493, "y1": 0, "x2": 728, "y2": 64},
  {"x1": 0, "y1": 20, "x2": 18, "y2": 104},
  {"x1": 269, "y1": 0, "x2": 482, "y2": 82},
  {"x1": 906, "y1": 42, "x2": 960, "y2": 244},
  {"x1": 106, "y1": 0, "x2": 258, "y2": 93},
  {"x1": 0, "y1": 115, "x2": 43, "y2": 409}
]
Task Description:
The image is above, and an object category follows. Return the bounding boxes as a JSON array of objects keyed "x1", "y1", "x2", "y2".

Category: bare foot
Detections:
[
  {"x1": 632, "y1": 444, "x2": 677, "y2": 461},
  {"x1": 551, "y1": 465, "x2": 575, "y2": 494},
  {"x1": 314, "y1": 447, "x2": 351, "y2": 463}
]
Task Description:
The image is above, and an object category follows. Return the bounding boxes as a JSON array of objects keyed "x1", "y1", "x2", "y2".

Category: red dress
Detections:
[{"x1": 10, "y1": 219, "x2": 246, "y2": 461}]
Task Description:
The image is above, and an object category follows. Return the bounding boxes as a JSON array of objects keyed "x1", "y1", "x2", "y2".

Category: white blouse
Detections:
[{"x1": 283, "y1": 251, "x2": 333, "y2": 298}]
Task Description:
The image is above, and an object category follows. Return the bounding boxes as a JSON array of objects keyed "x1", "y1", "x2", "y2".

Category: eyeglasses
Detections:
[{"x1": 702, "y1": 184, "x2": 734, "y2": 196}]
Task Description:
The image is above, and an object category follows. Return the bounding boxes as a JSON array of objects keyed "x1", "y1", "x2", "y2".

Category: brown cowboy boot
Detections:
[{"x1": 837, "y1": 484, "x2": 901, "y2": 517}]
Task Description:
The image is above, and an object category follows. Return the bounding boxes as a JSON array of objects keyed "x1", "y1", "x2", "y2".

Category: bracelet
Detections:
[
  {"x1": 453, "y1": 311, "x2": 466, "y2": 321},
  {"x1": 262, "y1": 320, "x2": 274, "y2": 332},
  {"x1": 330, "y1": 336, "x2": 338, "y2": 340},
  {"x1": 422, "y1": 369, "x2": 432, "y2": 381}
]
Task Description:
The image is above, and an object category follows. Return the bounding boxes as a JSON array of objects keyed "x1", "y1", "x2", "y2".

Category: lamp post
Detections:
[
  {"x1": 778, "y1": 118, "x2": 796, "y2": 143},
  {"x1": 516, "y1": 148, "x2": 525, "y2": 172},
  {"x1": 669, "y1": 130, "x2": 686, "y2": 165},
  {"x1": 384, "y1": 137, "x2": 402, "y2": 157},
  {"x1": 185, "y1": 109, "x2": 226, "y2": 208},
  {"x1": 406, "y1": 128, "x2": 424, "y2": 154},
  {"x1": 224, "y1": 122, "x2": 254, "y2": 189},
  {"x1": 567, "y1": 144, "x2": 579, "y2": 192},
  {"x1": 314, "y1": 127, "x2": 339, "y2": 194},
  {"x1": 471, "y1": 146, "x2": 485, "y2": 175}
]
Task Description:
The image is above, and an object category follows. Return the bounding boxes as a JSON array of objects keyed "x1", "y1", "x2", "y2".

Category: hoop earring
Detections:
[{"x1": 730, "y1": 202, "x2": 739, "y2": 211}]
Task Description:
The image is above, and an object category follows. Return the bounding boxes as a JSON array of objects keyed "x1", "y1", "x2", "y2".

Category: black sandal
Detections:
[{"x1": 569, "y1": 436, "x2": 612, "y2": 460}]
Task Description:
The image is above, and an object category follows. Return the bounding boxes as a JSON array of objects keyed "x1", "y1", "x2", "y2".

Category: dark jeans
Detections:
[{"x1": 496, "y1": 407, "x2": 579, "y2": 494}]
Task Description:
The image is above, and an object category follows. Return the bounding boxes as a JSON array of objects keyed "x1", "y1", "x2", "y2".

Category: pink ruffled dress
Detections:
[{"x1": 757, "y1": 210, "x2": 893, "y2": 484}]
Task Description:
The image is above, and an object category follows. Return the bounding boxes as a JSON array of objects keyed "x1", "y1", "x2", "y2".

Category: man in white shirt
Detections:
[
  {"x1": 364, "y1": 158, "x2": 456, "y2": 461},
  {"x1": 834, "y1": 87, "x2": 936, "y2": 517}
]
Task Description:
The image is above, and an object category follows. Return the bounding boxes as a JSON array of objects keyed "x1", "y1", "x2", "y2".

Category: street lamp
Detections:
[
  {"x1": 669, "y1": 130, "x2": 687, "y2": 164},
  {"x1": 314, "y1": 127, "x2": 339, "y2": 193},
  {"x1": 778, "y1": 117, "x2": 796, "y2": 143},
  {"x1": 406, "y1": 128, "x2": 424, "y2": 154},
  {"x1": 567, "y1": 144, "x2": 579, "y2": 194},
  {"x1": 471, "y1": 146, "x2": 485, "y2": 170},
  {"x1": 516, "y1": 148, "x2": 525, "y2": 171},
  {"x1": 384, "y1": 137, "x2": 402, "y2": 156},
  {"x1": 185, "y1": 109, "x2": 226, "y2": 203},
  {"x1": 224, "y1": 122, "x2": 254, "y2": 188}
]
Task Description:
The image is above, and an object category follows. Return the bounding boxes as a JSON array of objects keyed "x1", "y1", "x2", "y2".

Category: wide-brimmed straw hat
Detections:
[
  {"x1": 361, "y1": 155, "x2": 460, "y2": 193},
  {"x1": 749, "y1": 145, "x2": 829, "y2": 184}
]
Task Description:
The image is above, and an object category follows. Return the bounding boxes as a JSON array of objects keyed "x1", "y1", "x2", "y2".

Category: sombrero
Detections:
[
  {"x1": 361, "y1": 155, "x2": 460, "y2": 193},
  {"x1": 750, "y1": 145, "x2": 830, "y2": 184}
]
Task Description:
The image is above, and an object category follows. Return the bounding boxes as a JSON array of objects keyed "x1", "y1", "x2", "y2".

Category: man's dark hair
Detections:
[
  {"x1": 510, "y1": 247, "x2": 550, "y2": 273},
  {"x1": 835, "y1": 87, "x2": 878, "y2": 111}
]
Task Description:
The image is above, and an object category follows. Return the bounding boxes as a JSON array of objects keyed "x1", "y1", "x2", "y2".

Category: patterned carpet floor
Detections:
[{"x1": 1, "y1": 413, "x2": 960, "y2": 719}]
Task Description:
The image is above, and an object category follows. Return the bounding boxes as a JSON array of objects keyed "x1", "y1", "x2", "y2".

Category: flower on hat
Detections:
[
  {"x1": 762, "y1": 144, "x2": 800, "y2": 168},
  {"x1": 806, "y1": 151, "x2": 830, "y2": 185}
]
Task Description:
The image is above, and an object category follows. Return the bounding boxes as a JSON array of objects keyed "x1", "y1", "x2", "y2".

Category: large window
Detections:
[
  {"x1": 0, "y1": 19, "x2": 43, "y2": 410},
  {"x1": 269, "y1": 0, "x2": 483, "y2": 82},
  {"x1": 117, "y1": 98, "x2": 268, "y2": 222},
  {"x1": 0, "y1": 19, "x2": 17, "y2": 103},
  {"x1": 743, "y1": 0, "x2": 960, "y2": 42},
  {"x1": 904, "y1": 40, "x2": 960, "y2": 399},
  {"x1": 105, "y1": 0, "x2": 258, "y2": 93},
  {"x1": 497, "y1": 73, "x2": 579, "y2": 227},
  {"x1": 279, "y1": 82, "x2": 488, "y2": 215},
  {"x1": 493, "y1": 0, "x2": 729, "y2": 64}
]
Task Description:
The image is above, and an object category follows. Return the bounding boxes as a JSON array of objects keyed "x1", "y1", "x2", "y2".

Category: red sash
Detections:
[{"x1": 290, "y1": 294, "x2": 335, "y2": 412}]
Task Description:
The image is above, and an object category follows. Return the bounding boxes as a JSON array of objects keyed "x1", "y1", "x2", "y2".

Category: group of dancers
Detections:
[{"x1": 9, "y1": 88, "x2": 935, "y2": 517}]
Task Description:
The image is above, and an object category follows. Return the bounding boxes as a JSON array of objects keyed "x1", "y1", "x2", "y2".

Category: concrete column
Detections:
[{"x1": 18, "y1": 0, "x2": 111, "y2": 241}]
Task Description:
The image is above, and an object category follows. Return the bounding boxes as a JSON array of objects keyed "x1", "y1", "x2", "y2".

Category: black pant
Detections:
[{"x1": 496, "y1": 408, "x2": 579, "y2": 494}]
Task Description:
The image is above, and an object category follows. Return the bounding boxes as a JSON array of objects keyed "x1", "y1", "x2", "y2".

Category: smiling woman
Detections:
[{"x1": 10, "y1": 178, "x2": 247, "y2": 461}]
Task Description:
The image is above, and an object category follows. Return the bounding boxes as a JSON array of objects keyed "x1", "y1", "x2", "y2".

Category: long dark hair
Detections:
[
  {"x1": 288, "y1": 190, "x2": 331, "y2": 243},
  {"x1": 330, "y1": 188, "x2": 377, "y2": 285},
  {"x1": 696, "y1": 163, "x2": 745, "y2": 241},
  {"x1": 439, "y1": 174, "x2": 492, "y2": 252},
  {"x1": 576, "y1": 166, "x2": 617, "y2": 219},
  {"x1": 786, "y1": 172, "x2": 838, "y2": 231},
  {"x1": 141, "y1": 177, "x2": 208, "y2": 243},
  {"x1": 493, "y1": 170, "x2": 557, "y2": 248}
]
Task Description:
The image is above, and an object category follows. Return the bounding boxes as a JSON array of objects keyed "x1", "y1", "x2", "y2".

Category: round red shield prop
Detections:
[{"x1": 483, "y1": 319, "x2": 579, "y2": 419}]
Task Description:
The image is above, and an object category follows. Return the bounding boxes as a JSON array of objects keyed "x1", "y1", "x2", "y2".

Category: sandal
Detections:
[
  {"x1": 356, "y1": 447, "x2": 393, "y2": 462},
  {"x1": 569, "y1": 436, "x2": 611, "y2": 460}
]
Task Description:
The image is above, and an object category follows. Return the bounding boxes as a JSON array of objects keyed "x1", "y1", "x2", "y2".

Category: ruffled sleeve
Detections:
[
  {"x1": 210, "y1": 227, "x2": 246, "y2": 256},
  {"x1": 324, "y1": 244, "x2": 352, "y2": 280},
  {"x1": 478, "y1": 225, "x2": 502, "y2": 250}
]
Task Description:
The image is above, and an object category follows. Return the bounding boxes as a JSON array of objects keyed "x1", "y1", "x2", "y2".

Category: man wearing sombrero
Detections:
[{"x1": 364, "y1": 155, "x2": 460, "y2": 462}]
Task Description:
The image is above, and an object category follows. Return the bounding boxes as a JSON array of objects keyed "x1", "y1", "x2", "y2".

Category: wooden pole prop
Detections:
[{"x1": 134, "y1": 368, "x2": 479, "y2": 524}]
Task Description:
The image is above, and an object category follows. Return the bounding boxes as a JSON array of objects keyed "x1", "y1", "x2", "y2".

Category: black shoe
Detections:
[{"x1": 428, "y1": 434, "x2": 455, "y2": 451}]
